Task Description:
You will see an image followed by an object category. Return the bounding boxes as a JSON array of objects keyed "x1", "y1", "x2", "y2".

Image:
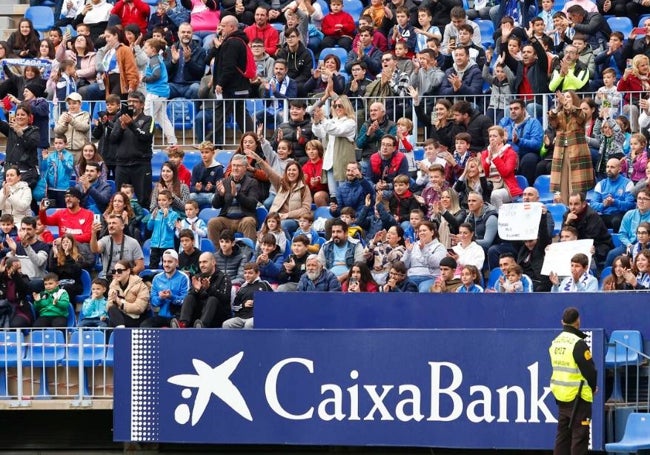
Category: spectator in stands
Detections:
[
  {"x1": 109, "y1": 0, "x2": 150, "y2": 35},
  {"x1": 341, "y1": 261, "x2": 379, "y2": 292},
  {"x1": 212, "y1": 229, "x2": 251, "y2": 285},
  {"x1": 487, "y1": 252, "x2": 533, "y2": 292},
  {"x1": 0, "y1": 64, "x2": 45, "y2": 103},
  {"x1": 75, "y1": 161, "x2": 111, "y2": 215},
  {"x1": 503, "y1": 37, "x2": 548, "y2": 119},
  {"x1": 91, "y1": 94, "x2": 120, "y2": 180},
  {"x1": 92, "y1": 26, "x2": 140, "y2": 100},
  {"x1": 275, "y1": 28, "x2": 314, "y2": 97},
  {"x1": 223, "y1": 262, "x2": 273, "y2": 329},
  {"x1": 449, "y1": 222, "x2": 485, "y2": 270},
  {"x1": 53, "y1": 93, "x2": 91, "y2": 162},
  {"x1": 438, "y1": 46, "x2": 483, "y2": 101},
  {"x1": 364, "y1": 52, "x2": 411, "y2": 117},
  {"x1": 6, "y1": 18, "x2": 40, "y2": 58},
  {"x1": 39, "y1": 187, "x2": 94, "y2": 244},
  {"x1": 363, "y1": 224, "x2": 405, "y2": 284},
  {"x1": 245, "y1": 7, "x2": 280, "y2": 57},
  {"x1": 626, "y1": 18, "x2": 650, "y2": 61},
  {"x1": 57, "y1": 34, "x2": 97, "y2": 93},
  {"x1": 433, "y1": 188, "x2": 466, "y2": 248},
  {"x1": 548, "y1": 45, "x2": 590, "y2": 93},
  {"x1": 15, "y1": 83, "x2": 49, "y2": 159},
  {"x1": 590, "y1": 158, "x2": 635, "y2": 232},
  {"x1": 605, "y1": 187, "x2": 650, "y2": 265},
  {"x1": 629, "y1": 134, "x2": 648, "y2": 185},
  {"x1": 47, "y1": 233, "x2": 89, "y2": 303},
  {"x1": 330, "y1": 161, "x2": 375, "y2": 218},
  {"x1": 164, "y1": 23, "x2": 206, "y2": 100},
  {"x1": 318, "y1": 218, "x2": 364, "y2": 281},
  {"x1": 100, "y1": 191, "x2": 140, "y2": 239},
  {"x1": 0, "y1": 166, "x2": 32, "y2": 226},
  {"x1": 566, "y1": 4, "x2": 610, "y2": 55},
  {"x1": 602, "y1": 255, "x2": 635, "y2": 291},
  {"x1": 106, "y1": 259, "x2": 150, "y2": 328},
  {"x1": 464, "y1": 190, "x2": 498, "y2": 255},
  {"x1": 0, "y1": 103, "x2": 40, "y2": 189},
  {"x1": 549, "y1": 253, "x2": 598, "y2": 292},
  {"x1": 208, "y1": 154, "x2": 262, "y2": 243},
  {"x1": 453, "y1": 156, "x2": 492, "y2": 207},
  {"x1": 91, "y1": 214, "x2": 145, "y2": 279},
  {"x1": 498, "y1": 99, "x2": 544, "y2": 187},
  {"x1": 368, "y1": 134, "x2": 409, "y2": 192},
  {"x1": 296, "y1": 254, "x2": 341, "y2": 291},
  {"x1": 409, "y1": 48, "x2": 444, "y2": 98},
  {"x1": 479, "y1": 126, "x2": 523, "y2": 209},
  {"x1": 629, "y1": 222, "x2": 650, "y2": 261},
  {"x1": 563, "y1": 191, "x2": 614, "y2": 266},
  {"x1": 189, "y1": 142, "x2": 223, "y2": 208},
  {"x1": 275, "y1": 234, "x2": 310, "y2": 291},
  {"x1": 177, "y1": 228, "x2": 199, "y2": 275},
  {"x1": 304, "y1": 54, "x2": 346, "y2": 97},
  {"x1": 32, "y1": 273, "x2": 70, "y2": 327},
  {"x1": 548, "y1": 91, "x2": 595, "y2": 204},
  {"x1": 617, "y1": 54, "x2": 650, "y2": 134},
  {"x1": 221, "y1": 0, "x2": 255, "y2": 25},
  {"x1": 111, "y1": 90, "x2": 154, "y2": 208},
  {"x1": 6, "y1": 217, "x2": 50, "y2": 288},
  {"x1": 450, "y1": 100, "x2": 492, "y2": 154},
  {"x1": 174, "y1": 252, "x2": 232, "y2": 328},
  {"x1": 429, "y1": 256, "x2": 461, "y2": 293},
  {"x1": 149, "y1": 161, "x2": 190, "y2": 215},
  {"x1": 272, "y1": 99, "x2": 314, "y2": 166},
  {"x1": 257, "y1": 59, "x2": 298, "y2": 128},
  {"x1": 211, "y1": 16, "x2": 255, "y2": 144},
  {"x1": 621, "y1": 249, "x2": 650, "y2": 289},
  {"x1": 72, "y1": 0, "x2": 113, "y2": 45},
  {"x1": 345, "y1": 60, "x2": 373, "y2": 109},
  {"x1": 345, "y1": 27, "x2": 382, "y2": 78},
  {"x1": 0, "y1": 256, "x2": 33, "y2": 328},
  {"x1": 76, "y1": 143, "x2": 106, "y2": 181},
  {"x1": 141, "y1": 249, "x2": 190, "y2": 328},
  {"x1": 357, "y1": 102, "x2": 398, "y2": 179},
  {"x1": 380, "y1": 259, "x2": 418, "y2": 292},
  {"x1": 426, "y1": 99, "x2": 455, "y2": 151},
  {"x1": 403, "y1": 220, "x2": 447, "y2": 292},
  {"x1": 516, "y1": 215, "x2": 553, "y2": 292},
  {"x1": 439, "y1": 6, "x2": 480, "y2": 56},
  {"x1": 320, "y1": 0, "x2": 355, "y2": 52}
]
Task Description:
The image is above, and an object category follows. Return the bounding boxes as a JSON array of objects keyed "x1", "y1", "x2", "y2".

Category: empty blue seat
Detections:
[
  {"x1": 104, "y1": 332, "x2": 115, "y2": 367},
  {"x1": 216, "y1": 151, "x2": 233, "y2": 168},
  {"x1": 314, "y1": 206, "x2": 333, "y2": 220},
  {"x1": 74, "y1": 269, "x2": 92, "y2": 305},
  {"x1": 545, "y1": 203, "x2": 567, "y2": 236},
  {"x1": 200, "y1": 238, "x2": 215, "y2": 252},
  {"x1": 607, "y1": 17, "x2": 634, "y2": 39},
  {"x1": 515, "y1": 175, "x2": 529, "y2": 190},
  {"x1": 66, "y1": 329, "x2": 106, "y2": 397},
  {"x1": 24, "y1": 329, "x2": 66, "y2": 398},
  {"x1": 605, "y1": 330, "x2": 644, "y2": 402},
  {"x1": 142, "y1": 239, "x2": 151, "y2": 267},
  {"x1": 183, "y1": 152, "x2": 202, "y2": 172},
  {"x1": 0, "y1": 331, "x2": 24, "y2": 397},
  {"x1": 106, "y1": 179, "x2": 116, "y2": 194},
  {"x1": 199, "y1": 207, "x2": 220, "y2": 224},
  {"x1": 25, "y1": 6, "x2": 55, "y2": 32},
  {"x1": 475, "y1": 19, "x2": 495, "y2": 48},
  {"x1": 342, "y1": 0, "x2": 363, "y2": 22},
  {"x1": 605, "y1": 413, "x2": 650, "y2": 453},
  {"x1": 151, "y1": 151, "x2": 168, "y2": 182},
  {"x1": 486, "y1": 268, "x2": 502, "y2": 291},
  {"x1": 256, "y1": 206, "x2": 269, "y2": 230},
  {"x1": 533, "y1": 175, "x2": 554, "y2": 203},
  {"x1": 599, "y1": 266, "x2": 612, "y2": 290},
  {"x1": 167, "y1": 98, "x2": 195, "y2": 129},
  {"x1": 236, "y1": 237, "x2": 255, "y2": 251}
]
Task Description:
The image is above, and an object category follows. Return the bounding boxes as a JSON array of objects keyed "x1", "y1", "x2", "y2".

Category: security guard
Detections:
[{"x1": 549, "y1": 307, "x2": 598, "y2": 455}]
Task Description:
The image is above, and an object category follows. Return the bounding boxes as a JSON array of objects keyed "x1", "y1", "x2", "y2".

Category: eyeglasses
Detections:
[
  {"x1": 389, "y1": 271, "x2": 405, "y2": 277},
  {"x1": 638, "y1": 197, "x2": 650, "y2": 201},
  {"x1": 333, "y1": 103, "x2": 344, "y2": 108},
  {"x1": 638, "y1": 230, "x2": 649, "y2": 235},
  {"x1": 111, "y1": 268, "x2": 127, "y2": 274}
]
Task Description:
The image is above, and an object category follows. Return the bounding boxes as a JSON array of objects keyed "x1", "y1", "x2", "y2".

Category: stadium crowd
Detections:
[{"x1": 0, "y1": 0, "x2": 650, "y2": 330}]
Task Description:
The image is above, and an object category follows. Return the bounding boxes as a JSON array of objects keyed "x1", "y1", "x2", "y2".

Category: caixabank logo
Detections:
[{"x1": 120, "y1": 329, "x2": 603, "y2": 449}]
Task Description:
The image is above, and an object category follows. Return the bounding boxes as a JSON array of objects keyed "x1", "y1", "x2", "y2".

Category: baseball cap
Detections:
[
  {"x1": 163, "y1": 249, "x2": 179, "y2": 261},
  {"x1": 66, "y1": 92, "x2": 82, "y2": 102}
]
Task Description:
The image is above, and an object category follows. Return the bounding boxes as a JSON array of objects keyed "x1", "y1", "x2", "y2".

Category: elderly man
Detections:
[
  {"x1": 141, "y1": 249, "x2": 190, "y2": 328},
  {"x1": 173, "y1": 252, "x2": 232, "y2": 328},
  {"x1": 590, "y1": 158, "x2": 635, "y2": 232},
  {"x1": 296, "y1": 254, "x2": 342, "y2": 291},
  {"x1": 356, "y1": 102, "x2": 397, "y2": 178},
  {"x1": 498, "y1": 99, "x2": 544, "y2": 187},
  {"x1": 208, "y1": 154, "x2": 262, "y2": 243},
  {"x1": 317, "y1": 218, "x2": 364, "y2": 281},
  {"x1": 222, "y1": 262, "x2": 273, "y2": 329},
  {"x1": 91, "y1": 214, "x2": 145, "y2": 279},
  {"x1": 164, "y1": 23, "x2": 207, "y2": 100}
]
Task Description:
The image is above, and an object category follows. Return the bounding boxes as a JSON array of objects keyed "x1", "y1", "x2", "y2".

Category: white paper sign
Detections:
[
  {"x1": 541, "y1": 239, "x2": 594, "y2": 276},
  {"x1": 497, "y1": 202, "x2": 543, "y2": 241}
]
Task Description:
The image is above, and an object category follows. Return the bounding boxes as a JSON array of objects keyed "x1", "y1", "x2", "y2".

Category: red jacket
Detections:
[
  {"x1": 302, "y1": 159, "x2": 328, "y2": 194},
  {"x1": 111, "y1": 0, "x2": 150, "y2": 35},
  {"x1": 177, "y1": 164, "x2": 191, "y2": 187},
  {"x1": 321, "y1": 11, "x2": 356, "y2": 38},
  {"x1": 617, "y1": 74, "x2": 648, "y2": 105},
  {"x1": 244, "y1": 23, "x2": 280, "y2": 57},
  {"x1": 479, "y1": 146, "x2": 523, "y2": 198}
]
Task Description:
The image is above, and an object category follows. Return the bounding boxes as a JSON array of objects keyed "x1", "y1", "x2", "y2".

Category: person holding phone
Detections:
[{"x1": 341, "y1": 261, "x2": 378, "y2": 292}]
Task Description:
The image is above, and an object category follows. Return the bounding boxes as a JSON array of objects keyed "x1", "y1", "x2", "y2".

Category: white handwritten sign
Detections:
[
  {"x1": 541, "y1": 239, "x2": 594, "y2": 276},
  {"x1": 497, "y1": 202, "x2": 543, "y2": 241}
]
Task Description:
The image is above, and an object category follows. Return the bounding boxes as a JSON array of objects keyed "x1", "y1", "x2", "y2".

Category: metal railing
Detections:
[
  {"x1": 0, "y1": 327, "x2": 113, "y2": 407},
  {"x1": 606, "y1": 339, "x2": 650, "y2": 412}
]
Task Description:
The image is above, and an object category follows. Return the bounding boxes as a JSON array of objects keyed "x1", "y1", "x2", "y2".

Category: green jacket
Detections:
[{"x1": 34, "y1": 287, "x2": 70, "y2": 318}]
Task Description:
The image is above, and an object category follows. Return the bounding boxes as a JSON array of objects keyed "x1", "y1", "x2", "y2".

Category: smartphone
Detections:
[
  {"x1": 447, "y1": 248, "x2": 455, "y2": 254},
  {"x1": 93, "y1": 213, "x2": 101, "y2": 225},
  {"x1": 8, "y1": 112, "x2": 14, "y2": 122},
  {"x1": 633, "y1": 27, "x2": 646, "y2": 36}
]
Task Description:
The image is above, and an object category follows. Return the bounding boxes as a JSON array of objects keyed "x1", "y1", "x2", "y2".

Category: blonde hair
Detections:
[{"x1": 397, "y1": 117, "x2": 413, "y2": 132}]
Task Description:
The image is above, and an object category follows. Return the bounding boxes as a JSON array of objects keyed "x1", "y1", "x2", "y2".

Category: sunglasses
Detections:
[
  {"x1": 111, "y1": 268, "x2": 127, "y2": 274},
  {"x1": 333, "y1": 103, "x2": 344, "y2": 108}
]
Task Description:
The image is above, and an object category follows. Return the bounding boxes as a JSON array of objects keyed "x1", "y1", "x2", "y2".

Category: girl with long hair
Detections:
[
  {"x1": 342, "y1": 261, "x2": 379, "y2": 292},
  {"x1": 149, "y1": 161, "x2": 190, "y2": 214}
]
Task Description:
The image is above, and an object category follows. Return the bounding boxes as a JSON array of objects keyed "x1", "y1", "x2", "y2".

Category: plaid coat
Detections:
[{"x1": 548, "y1": 108, "x2": 594, "y2": 194}]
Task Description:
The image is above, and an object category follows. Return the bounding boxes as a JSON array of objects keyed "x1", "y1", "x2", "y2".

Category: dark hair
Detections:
[
  {"x1": 260, "y1": 233, "x2": 277, "y2": 245},
  {"x1": 21, "y1": 216, "x2": 37, "y2": 228},
  {"x1": 43, "y1": 272, "x2": 59, "y2": 282},
  {"x1": 570, "y1": 253, "x2": 589, "y2": 268},
  {"x1": 243, "y1": 261, "x2": 259, "y2": 272},
  {"x1": 390, "y1": 261, "x2": 408, "y2": 275},
  {"x1": 562, "y1": 307, "x2": 580, "y2": 325},
  {"x1": 284, "y1": 26, "x2": 300, "y2": 38},
  {"x1": 452, "y1": 100, "x2": 473, "y2": 116},
  {"x1": 330, "y1": 217, "x2": 348, "y2": 232},
  {"x1": 219, "y1": 229, "x2": 235, "y2": 241},
  {"x1": 39, "y1": 39, "x2": 55, "y2": 59},
  {"x1": 322, "y1": 53, "x2": 341, "y2": 70},
  {"x1": 104, "y1": 26, "x2": 128, "y2": 45},
  {"x1": 292, "y1": 234, "x2": 310, "y2": 246},
  {"x1": 347, "y1": 261, "x2": 378, "y2": 291},
  {"x1": 92, "y1": 277, "x2": 109, "y2": 289},
  {"x1": 179, "y1": 228, "x2": 195, "y2": 240}
]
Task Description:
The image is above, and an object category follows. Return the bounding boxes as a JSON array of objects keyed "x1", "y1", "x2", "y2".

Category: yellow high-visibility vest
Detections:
[{"x1": 549, "y1": 331, "x2": 593, "y2": 403}]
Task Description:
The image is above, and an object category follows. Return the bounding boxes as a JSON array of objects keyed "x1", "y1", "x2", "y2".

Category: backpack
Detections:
[{"x1": 235, "y1": 37, "x2": 257, "y2": 79}]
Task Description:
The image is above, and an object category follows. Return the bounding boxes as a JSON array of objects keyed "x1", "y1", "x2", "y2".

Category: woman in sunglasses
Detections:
[{"x1": 107, "y1": 259, "x2": 150, "y2": 328}]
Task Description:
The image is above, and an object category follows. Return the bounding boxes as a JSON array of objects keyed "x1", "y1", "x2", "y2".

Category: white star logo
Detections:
[{"x1": 167, "y1": 352, "x2": 253, "y2": 426}]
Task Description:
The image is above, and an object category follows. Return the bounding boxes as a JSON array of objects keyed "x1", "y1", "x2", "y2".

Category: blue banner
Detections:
[{"x1": 114, "y1": 329, "x2": 605, "y2": 450}]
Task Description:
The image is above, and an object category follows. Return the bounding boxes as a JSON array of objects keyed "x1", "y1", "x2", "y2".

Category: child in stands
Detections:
[
  {"x1": 178, "y1": 228, "x2": 201, "y2": 276},
  {"x1": 257, "y1": 212, "x2": 287, "y2": 254},
  {"x1": 33, "y1": 273, "x2": 70, "y2": 327},
  {"x1": 293, "y1": 212, "x2": 321, "y2": 253},
  {"x1": 387, "y1": 174, "x2": 423, "y2": 230},
  {"x1": 0, "y1": 214, "x2": 17, "y2": 259},
  {"x1": 147, "y1": 190, "x2": 180, "y2": 268},
  {"x1": 175, "y1": 200, "x2": 207, "y2": 249},
  {"x1": 78, "y1": 277, "x2": 109, "y2": 327},
  {"x1": 254, "y1": 233, "x2": 284, "y2": 285},
  {"x1": 167, "y1": 146, "x2": 191, "y2": 187},
  {"x1": 42, "y1": 134, "x2": 75, "y2": 208},
  {"x1": 456, "y1": 265, "x2": 483, "y2": 293},
  {"x1": 120, "y1": 184, "x2": 146, "y2": 229},
  {"x1": 498, "y1": 264, "x2": 525, "y2": 293},
  {"x1": 189, "y1": 141, "x2": 224, "y2": 209},
  {"x1": 396, "y1": 117, "x2": 416, "y2": 178}
]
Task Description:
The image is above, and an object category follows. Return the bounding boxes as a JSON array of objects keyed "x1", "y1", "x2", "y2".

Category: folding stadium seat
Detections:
[
  {"x1": 24, "y1": 329, "x2": 66, "y2": 398},
  {"x1": 183, "y1": 152, "x2": 202, "y2": 172},
  {"x1": 0, "y1": 331, "x2": 24, "y2": 397},
  {"x1": 605, "y1": 413, "x2": 650, "y2": 453},
  {"x1": 342, "y1": 0, "x2": 363, "y2": 22},
  {"x1": 66, "y1": 329, "x2": 106, "y2": 397},
  {"x1": 475, "y1": 19, "x2": 495, "y2": 48},
  {"x1": 605, "y1": 330, "x2": 644, "y2": 402},
  {"x1": 607, "y1": 17, "x2": 633, "y2": 39},
  {"x1": 167, "y1": 98, "x2": 195, "y2": 130},
  {"x1": 199, "y1": 208, "x2": 220, "y2": 224},
  {"x1": 25, "y1": 6, "x2": 55, "y2": 33},
  {"x1": 319, "y1": 47, "x2": 349, "y2": 68},
  {"x1": 545, "y1": 203, "x2": 567, "y2": 236},
  {"x1": 216, "y1": 151, "x2": 233, "y2": 168},
  {"x1": 74, "y1": 269, "x2": 92, "y2": 305},
  {"x1": 151, "y1": 150, "x2": 168, "y2": 182},
  {"x1": 200, "y1": 238, "x2": 215, "y2": 252},
  {"x1": 533, "y1": 175, "x2": 554, "y2": 203}
]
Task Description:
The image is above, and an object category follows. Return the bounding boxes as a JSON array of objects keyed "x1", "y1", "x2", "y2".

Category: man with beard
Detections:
[
  {"x1": 590, "y1": 158, "x2": 635, "y2": 232},
  {"x1": 172, "y1": 252, "x2": 231, "y2": 328},
  {"x1": 317, "y1": 218, "x2": 364, "y2": 282},
  {"x1": 270, "y1": 100, "x2": 313, "y2": 165},
  {"x1": 39, "y1": 187, "x2": 94, "y2": 244},
  {"x1": 164, "y1": 23, "x2": 207, "y2": 100},
  {"x1": 141, "y1": 249, "x2": 190, "y2": 328},
  {"x1": 91, "y1": 214, "x2": 145, "y2": 279},
  {"x1": 297, "y1": 254, "x2": 342, "y2": 291},
  {"x1": 76, "y1": 161, "x2": 112, "y2": 214}
]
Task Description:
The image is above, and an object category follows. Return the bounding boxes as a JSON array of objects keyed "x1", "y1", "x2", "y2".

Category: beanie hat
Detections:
[{"x1": 24, "y1": 82, "x2": 44, "y2": 99}]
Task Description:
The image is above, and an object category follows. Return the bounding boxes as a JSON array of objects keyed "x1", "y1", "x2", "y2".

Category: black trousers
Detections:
[
  {"x1": 115, "y1": 162, "x2": 153, "y2": 209},
  {"x1": 211, "y1": 96, "x2": 254, "y2": 146},
  {"x1": 554, "y1": 397, "x2": 592, "y2": 455},
  {"x1": 180, "y1": 293, "x2": 231, "y2": 328}
]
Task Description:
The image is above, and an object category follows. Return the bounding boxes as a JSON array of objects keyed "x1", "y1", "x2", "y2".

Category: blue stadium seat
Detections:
[
  {"x1": 151, "y1": 151, "x2": 168, "y2": 182},
  {"x1": 639, "y1": 14, "x2": 650, "y2": 27},
  {"x1": 256, "y1": 205, "x2": 269, "y2": 230},
  {"x1": 140, "y1": 209, "x2": 150, "y2": 242},
  {"x1": 605, "y1": 412, "x2": 650, "y2": 453},
  {"x1": 91, "y1": 101, "x2": 106, "y2": 120},
  {"x1": 106, "y1": 179, "x2": 116, "y2": 194},
  {"x1": 142, "y1": 239, "x2": 151, "y2": 266},
  {"x1": 413, "y1": 148, "x2": 424, "y2": 161},
  {"x1": 486, "y1": 268, "x2": 502, "y2": 290},
  {"x1": 515, "y1": 175, "x2": 529, "y2": 190},
  {"x1": 66, "y1": 303, "x2": 76, "y2": 327},
  {"x1": 245, "y1": 99, "x2": 266, "y2": 118},
  {"x1": 216, "y1": 151, "x2": 233, "y2": 168},
  {"x1": 545, "y1": 203, "x2": 567, "y2": 236},
  {"x1": 104, "y1": 331, "x2": 115, "y2": 367},
  {"x1": 74, "y1": 269, "x2": 92, "y2": 305},
  {"x1": 183, "y1": 152, "x2": 202, "y2": 172},
  {"x1": 607, "y1": 17, "x2": 633, "y2": 39},
  {"x1": 236, "y1": 237, "x2": 255, "y2": 251},
  {"x1": 199, "y1": 207, "x2": 220, "y2": 224},
  {"x1": 271, "y1": 22, "x2": 284, "y2": 33},
  {"x1": 200, "y1": 238, "x2": 215, "y2": 252},
  {"x1": 0, "y1": 331, "x2": 24, "y2": 397},
  {"x1": 167, "y1": 98, "x2": 195, "y2": 129},
  {"x1": 533, "y1": 175, "x2": 554, "y2": 203},
  {"x1": 315, "y1": 0, "x2": 329, "y2": 14},
  {"x1": 611, "y1": 233, "x2": 622, "y2": 248},
  {"x1": 314, "y1": 206, "x2": 333, "y2": 220},
  {"x1": 24, "y1": 329, "x2": 66, "y2": 398},
  {"x1": 66, "y1": 329, "x2": 106, "y2": 397},
  {"x1": 605, "y1": 330, "x2": 644, "y2": 402},
  {"x1": 319, "y1": 47, "x2": 349, "y2": 68},
  {"x1": 25, "y1": 6, "x2": 55, "y2": 32},
  {"x1": 343, "y1": 0, "x2": 363, "y2": 22},
  {"x1": 475, "y1": 19, "x2": 495, "y2": 48},
  {"x1": 599, "y1": 266, "x2": 612, "y2": 290}
]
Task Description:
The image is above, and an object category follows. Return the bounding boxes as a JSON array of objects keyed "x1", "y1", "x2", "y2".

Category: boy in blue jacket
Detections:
[
  {"x1": 42, "y1": 134, "x2": 75, "y2": 208},
  {"x1": 255, "y1": 233, "x2": 285, "y2": 285}
]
